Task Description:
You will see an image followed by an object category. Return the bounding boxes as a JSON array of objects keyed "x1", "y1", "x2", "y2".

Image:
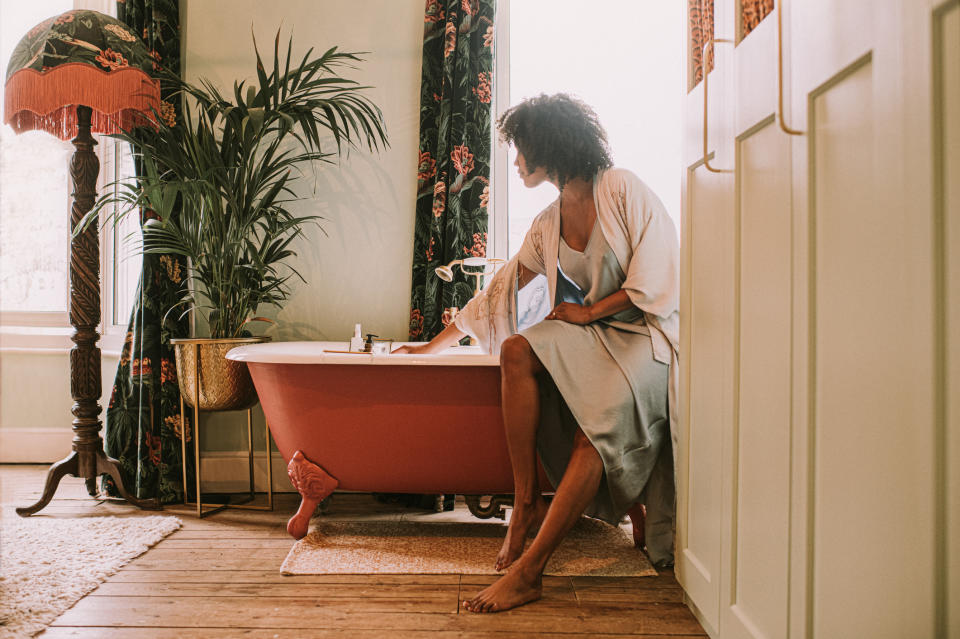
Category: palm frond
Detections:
[{"x1": 85, "y1": 30, "x2": 387, "y2": 338}]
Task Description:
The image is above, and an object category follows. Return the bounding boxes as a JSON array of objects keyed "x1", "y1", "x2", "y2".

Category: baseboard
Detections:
[
  {"x1": 0, "y1": 431, "x2": 296, "y2": 492},
  {"x1": 0, "y1": 428, "x2": 73, "y2": 463},
  {"x1": 199, "y1": 451, "x2": 295, "y2": 493},
  {"x1": 683, "y1": 592, "x2": 718, "y2": 639}
]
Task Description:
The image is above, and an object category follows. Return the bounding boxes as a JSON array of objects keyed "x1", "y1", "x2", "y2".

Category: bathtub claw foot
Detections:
[{"x1": 287, "y1": 451, "x2": 339, "y2": 540}]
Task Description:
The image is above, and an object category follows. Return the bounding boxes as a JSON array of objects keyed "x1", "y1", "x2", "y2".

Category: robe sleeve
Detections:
[
  {"x1": 617, "y1": 172, "x2": 680, "y2": 320},
  {"x1": 515, "y1": 203, "x2": 553, "y2": 276},
  {"x1": 453, "y1": 255, "x2": 520, "y2": 355}
]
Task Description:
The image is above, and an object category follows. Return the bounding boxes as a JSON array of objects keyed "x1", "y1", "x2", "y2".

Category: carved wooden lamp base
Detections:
[
  {"x1": 16, "y1": 448, "x2": 160, "y2": 516},
  {"x1": 16, "y1": 105, "x2": 160, "y2": 517}
]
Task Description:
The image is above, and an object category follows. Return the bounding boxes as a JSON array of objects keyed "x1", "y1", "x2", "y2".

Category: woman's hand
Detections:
[
  {"x1": 392, "y1": 343, "x2": 434, "y2": 355},
  {"x1": 391, "y1": 322, "x2": 468, "y2": 355},
  {"x1": 546, "y1": 302, "x2": 595, "y2": 325},
  {"x1": 548, "y1": 289, "x2": 635, "y2": 325}
]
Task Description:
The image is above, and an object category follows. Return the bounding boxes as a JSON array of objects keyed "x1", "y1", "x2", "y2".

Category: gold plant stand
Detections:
[{"x1": 173, "y1": 338, "x2": 274, "y2": 518}]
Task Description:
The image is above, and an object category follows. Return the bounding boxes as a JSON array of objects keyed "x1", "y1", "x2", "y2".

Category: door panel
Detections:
[
  {"x1": 789, "y1": 1, "x2": 940, "y2": 636},
  {"x1": 726, "y1": 118, "x2": 792, "y2": 639},
  {"x1": 680, "y1": 2, "x2": 735, "y2": 634},
  {"x1": 721, "y1": 3, "x2": 793, "y2": 636},
  {"x1": 734, "y1": 11, "x2": 776, "y2": 135},
  {"x1": 938, "y1": 3, "x2": 960, "y2": 636},
  {"x1": 809, "y1": 58, "x2": 882, "y2": 639},
  {"x1": 681, "y1": 160, "x2": 734, "y2": 633},
  {"x1": 806, "y1": 50, "x2": 934, "y2": 637}
]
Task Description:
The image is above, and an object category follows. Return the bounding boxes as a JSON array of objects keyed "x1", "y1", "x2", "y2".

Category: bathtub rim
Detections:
[{"x1": 226, "y1": 341, "x2": 499, "y2": 366}]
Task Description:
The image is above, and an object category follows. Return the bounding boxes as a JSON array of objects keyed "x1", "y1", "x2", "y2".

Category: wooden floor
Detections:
[{"x1": 2, "y1": 465, "x2": 706, "y2": 638}]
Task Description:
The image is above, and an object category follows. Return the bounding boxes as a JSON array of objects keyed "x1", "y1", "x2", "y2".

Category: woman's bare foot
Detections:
[
  {"x1": 463, "y1": 565, "x2": 543, "y2": 613},
  {"x1": 496, "y1": 497, "x2": 548, "y2": 571}
]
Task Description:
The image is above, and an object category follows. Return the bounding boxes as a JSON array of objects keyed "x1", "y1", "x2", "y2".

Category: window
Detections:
[
  {"x1": 0, "y1": 0, "x2": 140, "y2": 352},
  {"x1": 491, "y1": 0, "x2": 684, "y2": 260},
  {"x1": 101, "y1": 139, "x2": 141, "y2": 329},
  {"x1": 0, "y1": 0, "x2": 74, "y2": 319}
]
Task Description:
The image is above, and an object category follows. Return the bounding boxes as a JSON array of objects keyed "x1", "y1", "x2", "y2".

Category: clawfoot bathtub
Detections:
[{"x1": 226, "y1": 341, "x2": 552, "y2": 539}]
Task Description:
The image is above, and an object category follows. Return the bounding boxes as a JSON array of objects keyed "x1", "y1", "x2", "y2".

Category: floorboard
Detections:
[{"x1": 2, "y1": 464, "x2": 706, "y2": 637}]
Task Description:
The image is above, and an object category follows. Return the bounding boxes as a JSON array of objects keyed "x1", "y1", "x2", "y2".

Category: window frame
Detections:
[
  {"x1": 0, "y1": 139, "x2": 136, "y2": 355},
  {"x1": 0, "y1": 0, "x2": 136, "y2": 356},
  {"x1": 489, "y1": 0, "x2": 511, "y2": 261}
]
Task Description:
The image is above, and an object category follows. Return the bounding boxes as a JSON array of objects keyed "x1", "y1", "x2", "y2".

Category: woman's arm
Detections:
[
  {"x1": 392, "y1": 321, "x2": 466, "y2": 354},
  {"x1": 396, "y1": 261, "x2": 539, "y2": 354},
  {"x1": 546, "y1": 289, "x2": 633, "y2": 325}
]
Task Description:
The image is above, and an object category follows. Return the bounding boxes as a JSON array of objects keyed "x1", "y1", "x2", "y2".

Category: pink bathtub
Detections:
[{"x1": 226, "y1": 341, "x2": 551, "y2": 538}]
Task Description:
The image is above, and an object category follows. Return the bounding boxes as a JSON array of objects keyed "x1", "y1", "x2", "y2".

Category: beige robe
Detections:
[{"x1": 457, "y1": 168, "x2": 681, "y2": 456}]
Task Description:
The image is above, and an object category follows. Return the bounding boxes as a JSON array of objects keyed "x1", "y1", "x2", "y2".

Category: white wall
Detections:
[
  {"x1": 0, "y1": 1, "x2": 424, "y2": 466},
  {"x1": 181, "y1": 0, "x2": 424, "y2": 458},
  {"x1": 0, "y1": 351, "x2": 120, "y2": 462},
  {"x1": 182, "y1": 0, "x2": 423, "y2": 344}
]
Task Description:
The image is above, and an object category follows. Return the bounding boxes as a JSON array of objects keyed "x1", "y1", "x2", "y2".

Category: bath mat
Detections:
[
  {"x1": 0, "y1": 514, "x2": 181, "y2": 638},
  {"x1": 280, "y1": 517, "x2": 656, "y2": 577}
]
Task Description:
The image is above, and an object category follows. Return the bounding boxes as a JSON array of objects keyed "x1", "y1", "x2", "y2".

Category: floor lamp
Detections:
[{"x1": 4, "y1": 10, "x2": 164, "y2": 515}]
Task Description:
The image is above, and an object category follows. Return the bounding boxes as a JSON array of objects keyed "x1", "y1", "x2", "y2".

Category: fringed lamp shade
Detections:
[
  {"x1": 3, "y1": 9, "x2": 161, "y2": 139},
  {"x1": 6, "y1": 9, "x2": 163, "y2": 517}
]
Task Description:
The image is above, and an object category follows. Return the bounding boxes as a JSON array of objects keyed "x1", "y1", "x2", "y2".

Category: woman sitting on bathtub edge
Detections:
[{"x1": 395, "y1": 93, "x2": 680, "y2": 614}]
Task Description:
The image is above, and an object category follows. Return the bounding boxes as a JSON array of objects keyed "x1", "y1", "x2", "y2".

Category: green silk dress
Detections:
[{"x1": 520, "y1": 220, "x2": 672, "y2": 564}]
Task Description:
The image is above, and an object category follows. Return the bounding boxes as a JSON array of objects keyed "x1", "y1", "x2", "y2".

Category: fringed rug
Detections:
[
  {"x1": 0, "y1": 514, "x2": 181, "y2": 638},
  {"x1": 281, "y1": 517, "x2": 656, "y2": 577}
]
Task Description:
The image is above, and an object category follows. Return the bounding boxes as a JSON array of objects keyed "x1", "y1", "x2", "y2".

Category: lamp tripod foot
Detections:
[
  {"x1": 16, "y1": 449, "x2": 162, "y2": 516},
  {"x1": 16, "y1": 452, "x2": 78, "y2": 517},
  {"x1": 96, "y1": 451, "x2": 161, "y2": 510}
]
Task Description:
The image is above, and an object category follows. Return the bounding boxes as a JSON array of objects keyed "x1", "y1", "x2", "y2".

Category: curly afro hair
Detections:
[{"x1": 497, "y1": 93, "x2": 613, "y2": 189}]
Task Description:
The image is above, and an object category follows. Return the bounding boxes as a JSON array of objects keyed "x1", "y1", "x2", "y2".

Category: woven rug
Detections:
[
  {"x1": 281, "y1": 517, "x2": 656, "y2": 577},
  {"x1": 0, "y1": 514, "x2": 181, "y2": 638}
]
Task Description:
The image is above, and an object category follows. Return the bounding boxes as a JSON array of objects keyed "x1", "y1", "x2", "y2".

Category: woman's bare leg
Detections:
[
  {"x1": 496, "y1": 335, "x2": 550, "y2": 571},
  {"x1": 465, "y1": 427, "x2": 604, "y2": 613}
]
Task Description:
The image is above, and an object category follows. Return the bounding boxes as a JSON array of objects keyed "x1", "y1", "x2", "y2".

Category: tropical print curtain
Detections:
[
  {"x1": 409, "y1": 0, "x2": 495, "y2": 341},
  {"x1": 742, "y1": 0, "x2": 774, "y2": 38},
  {"x1": 689, "y1": 0, "x2": 715, "y2": 87},
  {"x1": 102, "y1": 0, "x2": 191, "y2": 503}
]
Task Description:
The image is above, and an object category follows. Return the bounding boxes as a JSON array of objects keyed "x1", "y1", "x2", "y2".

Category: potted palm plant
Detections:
[{"x1": 83, "y1": 33, "x2": 388, "y2": 410}]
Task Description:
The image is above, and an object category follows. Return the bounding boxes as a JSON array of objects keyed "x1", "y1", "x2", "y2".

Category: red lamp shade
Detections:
[{"x1": 3, "y1": 9, "x2": 161, "y2": 140}]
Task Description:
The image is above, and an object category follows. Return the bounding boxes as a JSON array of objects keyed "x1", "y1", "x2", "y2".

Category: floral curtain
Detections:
[
  {"x1": 409, "y1": 0, "x2": 495, "y2": 341},
  {"x1": 742, "y1": 0, "x2": 774, "y2": 38},
  {"x1": 102, "y1": 0, "x2": 190, "y2": 504},
  {"x1": 689, "y1": 0, "x2": 715, "y2": 87}
]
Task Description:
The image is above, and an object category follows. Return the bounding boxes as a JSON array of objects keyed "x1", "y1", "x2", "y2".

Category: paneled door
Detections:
[
  {"x1": 678, "y1": 0, "x2": 736, "y2": 633},
  {"x1": 936, "y1": 3, "x2": 960, "y2": 634},
  {"x1": 787, "y1": 0, "x2": 944, "y2": 636},
  {"x1": 901, "y1": 5, "x2": 960, "y2": 635},
  {"x1": 679, "y1": 1, "x2": 956, "y2": 637},
  {"x1": 717, "y1": 2, "x2": 794, "y2": 638},
  {"x1": 930, "y1": 6, "x2": 960, "y2": 635}
]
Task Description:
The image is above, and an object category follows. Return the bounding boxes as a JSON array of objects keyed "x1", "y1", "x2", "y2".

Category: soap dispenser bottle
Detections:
[{"x1": 350, "y1": 324, "x2": 364, "y2": 352}]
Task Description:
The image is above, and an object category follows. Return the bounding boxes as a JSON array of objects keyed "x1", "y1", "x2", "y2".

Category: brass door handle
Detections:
[
  {"x1": 777, "y1": 2, "x2": 803, "y2": 135},
  {"x1": 703, "y1": 38, "x2": 733, "y2": 173}
]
